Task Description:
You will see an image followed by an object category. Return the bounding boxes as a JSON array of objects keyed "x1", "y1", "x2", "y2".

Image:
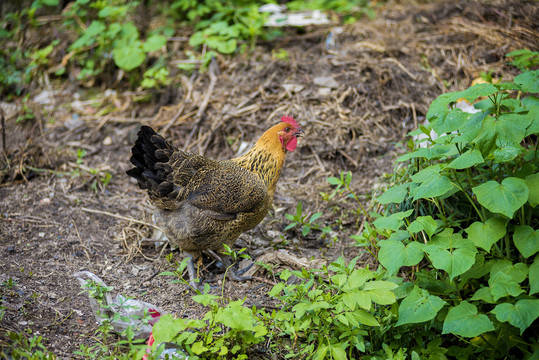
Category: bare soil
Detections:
[{"x1": 1, "y1": 1, "x2": 537, "y2": 357}]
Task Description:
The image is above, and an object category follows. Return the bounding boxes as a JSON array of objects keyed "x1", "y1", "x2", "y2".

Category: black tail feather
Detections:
[{"x1": 127, "y1": 126, "x2": 175, "y2": 197}]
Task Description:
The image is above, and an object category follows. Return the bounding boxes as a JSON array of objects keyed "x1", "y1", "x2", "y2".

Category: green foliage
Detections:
[
  {"x1": 151, "y1": 298, "x2": 266, "y2": 359},
  {"x1": 284, "y1": 201, "x2": 330, "y2": 237},
  {"x1": 170, "y1": 0, "x2": 268, "y2": 55},
  {"x1": 369, "y1": 57, "x2": 539, "y2": 357},
  {"x1": 2, "y1": 332, "x2": 57, "y2": 360},
  {"x1": 506, "y1": 49, "x2": 539, "y2": 71},
  {"x1": 287, "y1": 0, "x2": 376, "y2": 22},
  {"x1": 63, "y1": 0, "x2": 167, "y2": 81}
]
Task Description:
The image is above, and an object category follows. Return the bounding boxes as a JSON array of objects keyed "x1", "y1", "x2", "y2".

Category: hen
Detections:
[{"x1": 127, "y1": 116, "x2": 303, "y2": 288}]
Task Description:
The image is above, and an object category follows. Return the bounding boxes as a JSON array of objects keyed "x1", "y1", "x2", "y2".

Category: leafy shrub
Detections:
[
  {"x1": 62, "y1": 0, "x2": 168, "y2": 82},
  {"x1": 368, "y1": 59, "x2": 539, "y2": 358},
  {"x1": 169, "y1": 0, "x2": 268, "y2": 55}
]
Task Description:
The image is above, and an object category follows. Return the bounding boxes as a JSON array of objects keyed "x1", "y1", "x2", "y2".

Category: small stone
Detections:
[
  {"x1": 39, "y1": 198, "x2": 51, "y2": 205},
  {"x1": 316, "y1": 87, "x2": 332, "y2": 97},
  {"x1": 103, "y1": 136, "x2": 112, "y2": 146},
  {"x1": 313, "y1": 76, "x2": 339, "y2": 89},
  {"x1": 38, "y1": 232, "x2": 45, "y2": 238},
  {"x1": 282, "y1": 83, "x2": 304, "y2": 93}
]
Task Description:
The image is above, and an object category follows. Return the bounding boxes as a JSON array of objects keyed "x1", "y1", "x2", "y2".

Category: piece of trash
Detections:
[
  {"x1": 260, "y1": 4, "x2": 331, "y2": 27},
  {"x1": 73, "y1": 271, "x2": 163, "y2": 339},
  {"x1": 143, "y1": 332, "x2": 189, "y2": 360}
]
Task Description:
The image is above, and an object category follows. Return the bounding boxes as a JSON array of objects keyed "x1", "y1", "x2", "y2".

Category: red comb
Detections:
[{"x1": 281, "y1": 115, "x2": 300, "y2": 128}]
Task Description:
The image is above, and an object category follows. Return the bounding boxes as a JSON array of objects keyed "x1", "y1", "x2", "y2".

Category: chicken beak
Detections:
[{"x1": 294, "y1": 128, "x2": 305, "y2": 137}]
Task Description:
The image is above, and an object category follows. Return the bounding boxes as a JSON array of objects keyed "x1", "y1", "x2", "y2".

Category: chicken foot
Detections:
[
  {"x1": 204, "y1": 249, "x2": 253, "y2": 282},
  {"x1": 185, "y1": 254, "x2": 202, "y2": 290}
]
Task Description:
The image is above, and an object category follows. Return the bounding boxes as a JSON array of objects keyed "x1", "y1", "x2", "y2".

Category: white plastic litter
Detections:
[
  {"x1": 73, "y1": 271, "x2": 163, "y2": 339},
  {"x1": 259, "y1": 4, "x2": 330, "y2": 27}
]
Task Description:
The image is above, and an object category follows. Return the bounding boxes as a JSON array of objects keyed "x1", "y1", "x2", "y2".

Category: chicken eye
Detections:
[{"x1": 285, "y1": 127, "x2": 291, "y2": 132}]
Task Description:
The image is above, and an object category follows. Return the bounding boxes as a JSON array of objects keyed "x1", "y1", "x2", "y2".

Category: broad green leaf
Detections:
[
  {"x1": 330, "y1": 344, "x2": 348, "y2": 360},
  {"x1": 524, "y1": 105, "x2": 539, "y2": 136},
  {"x1": 113, "y1": 45, "x2": 145, "y2": 71},
  {"x1": 465, "y1": 218, "x2": 506, "y2": 252},
  {"x1": 443, "y1": 301, "x2": 494, "y2": 337},
  {"x1": 526, "y1": 173, "x2": 539, "y2": 207},
  {"x1": 447, "y1": 148, "x2": 484, "y2": 169},
  {"x1": 388, "y1": 230, "x2": 411, "y2": 242},
  {"x1": 353, "y1": 309, "x2": 380, "y2": 326},
  {"x1": 472, "y1": 177, "x2": 529, "y2": 218},
  {"x1": 397, "y1": 144, "x2": 457, "y2": 162},
  {"x1": 490, "y1": 260, "x2": 528, "y2": 283},
  {"x1": 152, "y1": 314, "x2": 188, "y2": 344},
  {"x1": 363, "y1": 281, "x2": 397, "y2": 305},
  {"x1": 373, "y1": 209, "x2": 413, "y2": 231},
  {"x1": 379, "y1": 240, "x2": 425, "y2": 275},
  {"x1": 513, "y1": 225, "x2": 539, "y2": 258},
  {"x1": 530, "y1": 255, "x2": 539, "y2": 295},
  {"x1": 143, "y1": 34, "x2": 167, "y2": 52},
  {"x1": 425, "y1": 245, "x2": 477, "y2": 282},
  {"x1": 215, "y1": 301, "x2": 256, "y2": 331},
  {"x1": 427, "y1": 83, "x2": 498, "y2": 125},
  {"x1": 493, "y1": 140, "x2": 525, "y2": 163},
  {"x1": 343, "y1": 291, "x2": 373, "y2": 312},
  {"x1": 216, "y1": 38, "x2": 237, "y2": 54},
  {"x1": 411, "y1": 164, "x2": 443, "y2": 183},
  {"x1": 346, "y1": 269, "x2": 371, "y2": 289},
  {"x1": 473, "y1": 114, "x2": 531, "y2": 157},
  {"x1": 514, "y1": 70, "x2": 539, "y2": 93},
  {"x1": 470, "y1": 287, "x2": 496, "y2": 304},
  {"x1": 41, "y1": 0, "x2": 59, "y2": 5},
  {"x1": 425, "y1": 232, "x2": 477, "y2": 281},
  {"x1": 377, "y1": 184, "x2": 409, "y2": 204},
  {"x1": 408, "y1": 216, "x2": 438, "y2": 237},
  {"x1": 488, "y1": 271, "x2": 525, "y2": 301},
  {"x1": 491, "y1": 300, "x2": 539, "y2": 334},
  {"x1": 396, "y1": 286, "x2": 446, "y2": 326},
  {"x1": 433, "y1": 108, "x2": 472, "y2": 134},
  {"x1": 373, "y1": 216, "x2": 402, "y2": 232},
  {"x1": 411, "y1": 174, "x2": 455, "y2": 201}
]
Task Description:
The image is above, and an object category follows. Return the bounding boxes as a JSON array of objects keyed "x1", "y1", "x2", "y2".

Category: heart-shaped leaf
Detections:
[
  {"x1": 465, "y1": 218, "x2": 506, "y2": 252},
  {"x1": 513, "y1": 225, "x2": 539, "y2": 258},
  {"x1": 472, "y1": 177, "x2": 529, "y2": 218},
  {"x1": 491, "y1": 300, "x2": 539, "y2": 334},
  {"x1": 396, "y1": 286, "x2": 446, "y2": 326},
  {"x1": 442, "y1": 301, "x2": 494, "y2": 337}
]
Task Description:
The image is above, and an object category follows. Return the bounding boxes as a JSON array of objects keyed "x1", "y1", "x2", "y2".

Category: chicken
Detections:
[{"x1": 127, "y1": 115, "x2": 303, "y2": 288}]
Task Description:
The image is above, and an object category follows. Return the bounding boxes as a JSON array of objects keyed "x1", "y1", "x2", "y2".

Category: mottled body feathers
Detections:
[{"x1": 127, "y1": 120, "x2": 302, "y2": 257}]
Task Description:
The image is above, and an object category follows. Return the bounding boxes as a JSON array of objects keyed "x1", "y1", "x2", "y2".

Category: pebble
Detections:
[{"x1": 313, "y1": 76, "x2": 339, "y2": 89}]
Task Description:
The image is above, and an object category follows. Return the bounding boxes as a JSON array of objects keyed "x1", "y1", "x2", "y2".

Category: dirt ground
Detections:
[{"x1": 1, "y1": 1, "x2": 538, "y2": 357}]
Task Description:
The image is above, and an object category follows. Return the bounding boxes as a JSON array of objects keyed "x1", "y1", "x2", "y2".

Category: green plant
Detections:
[
  {"x1": 151, "y1": 296, "x2": 267, "y2": 359},
  {"x1": 368, "y1": 59, "x2": 539, "y2": 357},
  {"x1": 16, "y1": 94, "x2": 35, "y2": 123},
  {"x1": 62, "y1": 0, "x2": 168, "y2": 83},
  {"x1": 284, "y1": 201, "x2": 329, "y2": 237},
  {"x1": 2, "y1": 332, "x2": 57, "y2": 360},
  {"x1": 171, "y1": 0, "x2": 268, "y2": 55},
  {"x1": 506, "y1": 49, "x2": 539, "y2": 71},
  {"x1": 70, "y1": 148, "x2": 113, "y2": 193}
]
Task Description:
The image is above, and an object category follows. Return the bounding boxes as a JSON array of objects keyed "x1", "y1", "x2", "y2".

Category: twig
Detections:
[
  {"x1": 382, "y1": 57, "x2": 417, "y2": 81},
  {"x1": 1, "y1": 107, "x2": 6, "y2": 157},
  {"x1": 81, "y1": 207, "x2": 165, "y2": 232}
]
